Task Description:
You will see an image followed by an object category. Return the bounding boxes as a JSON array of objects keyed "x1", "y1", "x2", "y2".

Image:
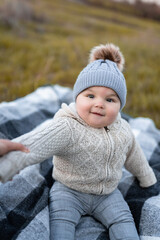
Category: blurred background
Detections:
[{"x1": 0, "y1": 0, "x2": 160, "y2": 127}]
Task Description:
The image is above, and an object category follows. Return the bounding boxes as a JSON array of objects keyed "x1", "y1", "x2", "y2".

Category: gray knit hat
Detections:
[{"x1": 73, "y1": 43, "x2": 127, "y2": 110}]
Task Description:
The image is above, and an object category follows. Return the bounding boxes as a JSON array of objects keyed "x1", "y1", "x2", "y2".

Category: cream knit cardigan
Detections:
[{"x1": 0, "y1": 103, "x2": 157, "y2": 194}]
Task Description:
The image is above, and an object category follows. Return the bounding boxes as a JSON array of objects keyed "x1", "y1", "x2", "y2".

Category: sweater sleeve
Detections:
[
  {"x1": 0, "y1": 118, "x2": 72, "y2": 183},
  {"x1": 124, "y1": 132, "x2": 157, "y2": 187}
]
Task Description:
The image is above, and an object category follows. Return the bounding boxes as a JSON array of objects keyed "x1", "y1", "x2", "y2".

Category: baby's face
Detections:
[{"x1": 76, "y1": 86, "x2": 120, "y2": 128}]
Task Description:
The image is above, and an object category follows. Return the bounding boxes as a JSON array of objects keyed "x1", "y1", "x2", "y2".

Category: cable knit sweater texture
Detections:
[{"x1": 0, "y1": 103, "x2": 157, "y2": 194}]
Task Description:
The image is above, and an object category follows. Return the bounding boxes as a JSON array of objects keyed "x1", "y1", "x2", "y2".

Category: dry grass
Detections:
[{"x1": 0, "y1": 0, "x2": 160, "y2": 127}]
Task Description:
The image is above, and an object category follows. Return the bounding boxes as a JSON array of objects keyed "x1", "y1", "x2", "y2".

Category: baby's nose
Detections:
[{"x1": 95, "y1": 100, "x2": 104, "y2": 108}]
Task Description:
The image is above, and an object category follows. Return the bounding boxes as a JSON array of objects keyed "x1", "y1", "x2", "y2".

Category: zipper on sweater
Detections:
[
  {"x1": 106, "y1": 129, "x2": 113, "y2": 175},
  {"x1": 101, "y1": 127, "x2": 113, "y2": 194}
]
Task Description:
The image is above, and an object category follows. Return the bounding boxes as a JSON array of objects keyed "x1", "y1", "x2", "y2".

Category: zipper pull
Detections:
[{"x1": 105, "y1": 127, "x2": 110, "y2": 132}]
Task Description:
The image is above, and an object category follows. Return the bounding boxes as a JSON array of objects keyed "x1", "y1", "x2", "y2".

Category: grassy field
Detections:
[{"x1": 0, "y1": 0, "x2": 160, "y2": 127}]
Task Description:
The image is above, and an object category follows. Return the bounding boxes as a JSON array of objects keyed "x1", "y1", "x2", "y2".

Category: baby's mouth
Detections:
[{"x1": 91, "y1": 112, "x2": 104, "y2": 116}]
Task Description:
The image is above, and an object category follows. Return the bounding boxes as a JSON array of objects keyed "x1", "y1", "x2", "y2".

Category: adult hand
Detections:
[{"x1": 0, "y1": 139, "x2": 29, "y2": 156}]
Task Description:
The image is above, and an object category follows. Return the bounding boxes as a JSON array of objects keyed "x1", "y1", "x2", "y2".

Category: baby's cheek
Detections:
[{"x1": 110, "y1": 111, "x2": 118, "y2": 122}]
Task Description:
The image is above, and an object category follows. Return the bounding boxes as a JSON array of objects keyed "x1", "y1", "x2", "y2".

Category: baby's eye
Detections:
[
  {"x1": 87, "y1": 94, "x2": 94, "y2": 99},
  {"x1": 106, "y1": 98, "x2": 113, "y2": 102}
]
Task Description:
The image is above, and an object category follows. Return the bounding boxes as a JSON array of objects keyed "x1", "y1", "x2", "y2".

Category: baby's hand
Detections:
[{"x1": 0, "y1": 139, "x2": 29, "y2": 156}]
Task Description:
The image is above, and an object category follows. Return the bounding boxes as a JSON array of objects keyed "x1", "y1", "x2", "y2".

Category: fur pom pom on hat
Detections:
[
  {"x1": 73, "y1": 43, "x2": 127, "y2": 110},
  {"x1": 89, "y1": 43, "x2": 125, "y2": 71}
]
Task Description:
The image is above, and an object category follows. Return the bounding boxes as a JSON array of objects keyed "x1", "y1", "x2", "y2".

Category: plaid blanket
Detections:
[{"x1": 0, "y1": 85, "x2": 159, "y2": 240}]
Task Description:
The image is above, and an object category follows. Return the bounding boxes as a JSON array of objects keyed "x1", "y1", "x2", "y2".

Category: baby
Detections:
[{"x1": 0, "y1": 43, "x2": 157, "y2": 240}]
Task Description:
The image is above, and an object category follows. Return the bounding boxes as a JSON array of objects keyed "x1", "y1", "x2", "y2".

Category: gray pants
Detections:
[{"x1": 49, "y1": 181, "x2": 139, "y2": 240}]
